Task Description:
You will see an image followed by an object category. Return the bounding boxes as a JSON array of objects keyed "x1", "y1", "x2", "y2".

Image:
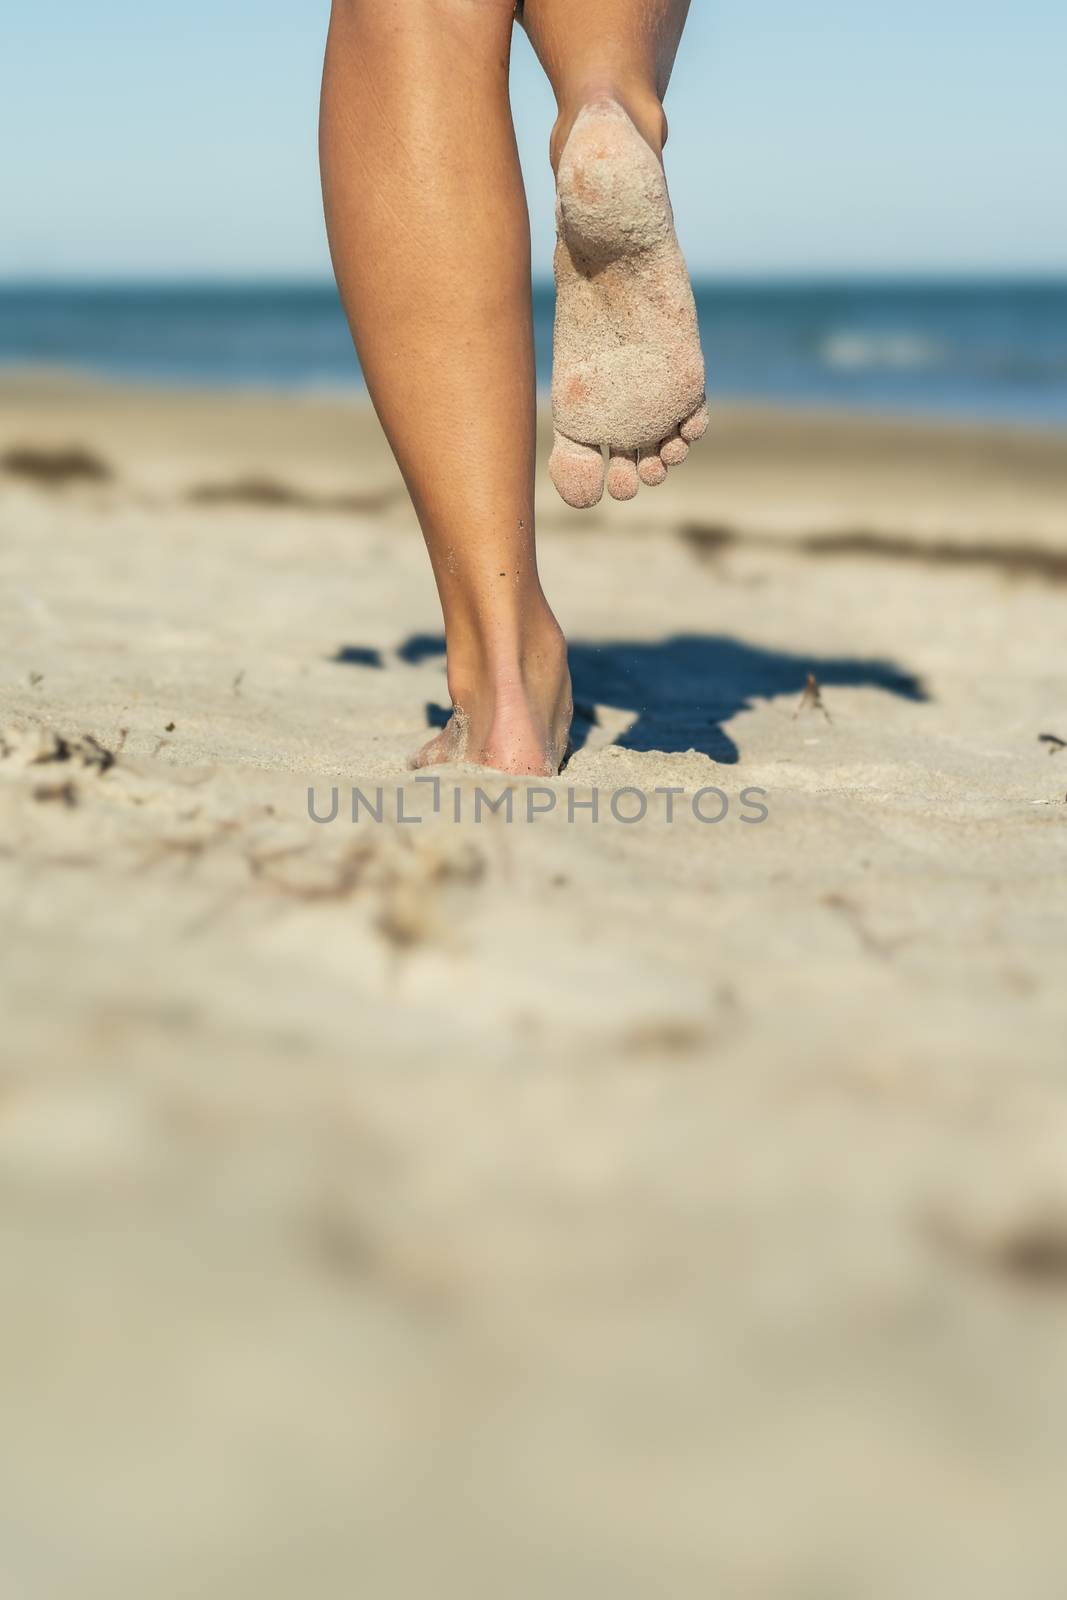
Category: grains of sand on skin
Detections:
[{"x1": 549, "y1": 100, "x2": 708, "y2": 507}]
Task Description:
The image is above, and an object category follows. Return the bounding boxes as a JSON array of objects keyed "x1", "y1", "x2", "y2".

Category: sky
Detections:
[{"x1": 1, "y1": 0, "x2": 1065, "y2": 282}]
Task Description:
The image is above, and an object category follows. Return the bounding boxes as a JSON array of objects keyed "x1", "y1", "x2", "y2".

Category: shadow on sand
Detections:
[{"x1": 338, "y1": 631, "x2": 929, "y2": 764}]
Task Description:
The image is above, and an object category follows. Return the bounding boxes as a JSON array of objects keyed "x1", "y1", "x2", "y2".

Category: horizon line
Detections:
[{"x1": 2, "y1": 268, "x2": 1066, "y2": 292}]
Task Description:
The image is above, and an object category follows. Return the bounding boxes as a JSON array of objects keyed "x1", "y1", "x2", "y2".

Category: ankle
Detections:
[
  {"x1": 550, "y1": 84, "x2": 667, "y2": 170},
  {"x1": 445, "y1": 608, "x2": 568, "y2": 713}
]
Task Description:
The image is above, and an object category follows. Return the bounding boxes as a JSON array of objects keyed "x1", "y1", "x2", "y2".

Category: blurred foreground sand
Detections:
[{"x1": 2, "y1": 373, "x2": 1067, "y2": 1597}]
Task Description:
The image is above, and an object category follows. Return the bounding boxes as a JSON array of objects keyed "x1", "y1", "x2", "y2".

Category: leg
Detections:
[
  {"x1": 320, "y1": 0, "x2": 571, "y2": 774},
  {"x1": 519, "y1": 0, "x2": 709, "y2": 507}
]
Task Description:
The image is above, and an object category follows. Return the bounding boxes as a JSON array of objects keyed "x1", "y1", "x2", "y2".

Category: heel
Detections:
[{"x1": 556, "y1": 101, "x2": 670, "y2": 261}]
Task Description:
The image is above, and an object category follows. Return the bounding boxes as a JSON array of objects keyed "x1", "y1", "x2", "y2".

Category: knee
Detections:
[
  {"x1": 332, "y1": 0, "x2": 515, "y2": 23},
  {"x1": 330, "y1": 0, "x2": 516, "y2": 56}
]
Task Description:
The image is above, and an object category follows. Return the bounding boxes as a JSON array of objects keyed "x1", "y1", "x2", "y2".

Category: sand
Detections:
[{"x1": 2, "y1": 371, "x2": 1067, "y2": 1597}]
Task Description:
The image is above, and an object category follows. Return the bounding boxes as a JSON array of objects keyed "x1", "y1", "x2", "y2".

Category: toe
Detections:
[
  {"x1": 607, "y1": 450, "x2": 639, "y2": 501},
  {"x1": 638, "y1": 451, "x2": 667, "y2": 488},
  {"x1": 679, "y1": 401, "x2": 710, "y2": 444},
  {"x1": 550, "y1": 431, "x2": 605, "y2": 509},
  {"x1": 660, "y1": 429, "x2": 689, "y2": 468}
]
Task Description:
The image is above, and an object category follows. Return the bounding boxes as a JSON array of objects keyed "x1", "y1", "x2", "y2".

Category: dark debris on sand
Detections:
[
  {"x1": 1, "y1": 444, "x2": 113, "y2": 486},
  {"x1": 185, "y1": 476, "x2": 402, "y2": 516}
]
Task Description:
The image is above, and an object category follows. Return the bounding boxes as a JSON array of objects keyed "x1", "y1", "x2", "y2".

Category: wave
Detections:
[{"x1": 819, "y1": 331, "x2": 944, "y2": 373}]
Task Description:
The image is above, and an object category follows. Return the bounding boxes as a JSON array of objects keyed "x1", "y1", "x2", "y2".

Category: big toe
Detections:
[{"x1": 550, "y1": 431, "x2": 605, "y2": 509}]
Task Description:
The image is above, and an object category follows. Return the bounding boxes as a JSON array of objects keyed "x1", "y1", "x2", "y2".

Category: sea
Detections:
[{"x1": 2, "y1": 279, "x2": 1066, "y2": 426}]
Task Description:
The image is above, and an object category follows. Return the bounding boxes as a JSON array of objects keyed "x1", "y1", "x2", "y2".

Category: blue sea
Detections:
[{"x1": 2, "y1": 279, "x2": 1067, "y2": 426}]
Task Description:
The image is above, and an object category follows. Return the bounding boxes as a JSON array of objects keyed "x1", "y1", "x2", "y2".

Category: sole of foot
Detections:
[{"x1": 549, "y1": 97, "x2": 709, "y2": 509}]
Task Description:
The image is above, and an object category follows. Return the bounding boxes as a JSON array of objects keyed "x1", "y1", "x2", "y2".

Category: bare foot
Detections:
[
  {"x1": 410, "y1": 623, "x2": 572, "y2": 778},
  {"x1": 549, "y1": 97, "x2": 709, "y2": 509}
]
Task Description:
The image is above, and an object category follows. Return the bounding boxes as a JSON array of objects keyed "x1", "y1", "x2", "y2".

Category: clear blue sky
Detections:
[{"x1": 2, "y1": 0, "x2": 1065, "y2": 281}]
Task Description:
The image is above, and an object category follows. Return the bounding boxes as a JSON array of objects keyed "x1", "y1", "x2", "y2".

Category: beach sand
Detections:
[{"x1": 2, "y1": 372, "x2": 1067, "y2": 1596}]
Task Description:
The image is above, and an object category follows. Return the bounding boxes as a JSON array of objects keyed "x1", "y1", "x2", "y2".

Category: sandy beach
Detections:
[{"x1": 2, "y1": 371, "x2": 1067, "y2": 1596}]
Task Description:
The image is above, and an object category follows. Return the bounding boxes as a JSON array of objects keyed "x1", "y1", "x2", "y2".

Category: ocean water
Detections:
[{"x1": 2, "y1": 279, "x2": 1066, "y2": 426}]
